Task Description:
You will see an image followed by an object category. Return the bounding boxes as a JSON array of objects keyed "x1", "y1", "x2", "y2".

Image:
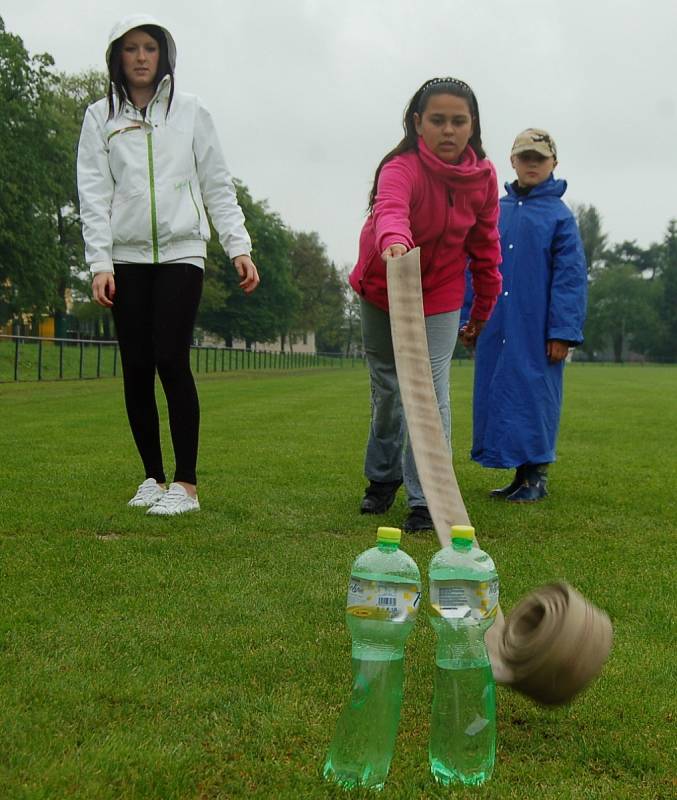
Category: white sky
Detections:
[{"x1": 4, "y1": 0, "x2": 676, "y2": 266}]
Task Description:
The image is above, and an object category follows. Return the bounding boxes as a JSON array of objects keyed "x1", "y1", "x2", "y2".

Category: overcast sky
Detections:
[{"x1": 4, "y1": 0, "x2": 676, "y2": 267}]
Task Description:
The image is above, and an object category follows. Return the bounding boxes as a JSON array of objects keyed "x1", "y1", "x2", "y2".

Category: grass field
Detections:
[{"x1": 0, "y1": 365, "x2": 675, "y2": 799}]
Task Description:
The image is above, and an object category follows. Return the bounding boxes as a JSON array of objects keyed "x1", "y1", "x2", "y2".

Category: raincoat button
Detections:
[
  {"x1": 508, "y1": 244, "x2": 514, "y2": 249},
  {"x1": 504, "y1": 291, "x2": 509, "y2": 296}
]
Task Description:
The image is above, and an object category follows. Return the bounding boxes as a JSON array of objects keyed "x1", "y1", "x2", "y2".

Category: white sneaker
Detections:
[
  {"x1": 128, "y1": 478, "x2": 166, "y2": 508},
  {"x1": 146, "y1": 482, "x2": 200, "y2": 516}
]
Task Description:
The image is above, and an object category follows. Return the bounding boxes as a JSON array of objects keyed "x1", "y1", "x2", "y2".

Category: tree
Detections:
[
  {"x1": 46, "y1": 70, "x2": 108, "y2": 336},
  {"x1": 653, "y1": 219, "x2": 677, "y2": 360},
  {"x1": 335, "y1": 265, "x2": 362, "y2": 356},
  {"x1": 0, "y1": 17, "x2": 106, "y2": 331},
  {"x1": 0, "y1": 18, "x2": 60, "y2": 325},
  {"x1": 314, "y1": 263, "x2": 346, "y2": 353},
  {"x1": 287, "y1": 230, "x2": 347, "y2": 352},
  {"x1": 573, "y1": 203, "x2": 607, "y2": 274},
  {"x1": 584, "y1": 263, "x2": 654, "y2": 361},
  {"x1": 197, "y1": 183, "x2": 299, "y2": 348}
]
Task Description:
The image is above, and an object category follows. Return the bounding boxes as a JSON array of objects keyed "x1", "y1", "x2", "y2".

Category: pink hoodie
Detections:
[{"x1": 349, "y1": 138, "x2": 502, "y2": 319}]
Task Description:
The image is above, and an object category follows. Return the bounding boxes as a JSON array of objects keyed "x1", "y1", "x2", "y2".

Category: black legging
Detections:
[{"x1": 111, "y1": 263, "x2": 204, "y2": 485}]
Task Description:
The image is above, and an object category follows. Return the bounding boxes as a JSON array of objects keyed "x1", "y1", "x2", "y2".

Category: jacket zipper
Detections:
[
  {"x1": 146, "y1": 132, "x2": 159, "y2": 263},
  {"x1": 145, "y1": 97, "x2": 161, "y2": 263}
]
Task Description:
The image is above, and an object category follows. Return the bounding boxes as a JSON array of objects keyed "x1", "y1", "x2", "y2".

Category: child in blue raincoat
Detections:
[{"x1": 462, "y1": 129, "x2": 587, "y2": 501}]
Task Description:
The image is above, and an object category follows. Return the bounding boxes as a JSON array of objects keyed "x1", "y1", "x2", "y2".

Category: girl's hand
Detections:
[
  {"x1": 460, "y1": 318, "x2": 486, "y2": 349},
  {"x1": 547, "y1": 339, "x2": 570, "y2": 362},
  {"x1": 233, "y1": 255, "x2": 260, "y2": 294},
  {"x1": 92, "y1": 272, "x2": 115, "y2": 307},
  {"x1": 381, "y1": 243, "x2": 409, "y2": 262}
]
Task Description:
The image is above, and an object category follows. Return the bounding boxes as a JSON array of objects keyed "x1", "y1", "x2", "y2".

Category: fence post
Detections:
[
  {"x1": 79, "y1": 341, "x2": 84, "y2": 379},
  {"x1": 59, "y1": 341, "x2": 64, "y2": 379},
  {"x1": 38, "y1": 339, "x2": 43, "y2": 380}
]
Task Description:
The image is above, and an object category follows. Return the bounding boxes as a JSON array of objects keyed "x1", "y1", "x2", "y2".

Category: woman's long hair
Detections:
[
  {"x1": 106, "y1": 24, "x2": 174, "y2": 119},
  {"x1": 368, "y1": 77, "x2": 486, "y2": 211}
]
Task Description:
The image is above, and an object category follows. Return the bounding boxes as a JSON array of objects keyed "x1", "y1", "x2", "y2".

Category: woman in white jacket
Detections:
[{"x1": 78, "y1": 14, "x2": 259, "y2": 515}]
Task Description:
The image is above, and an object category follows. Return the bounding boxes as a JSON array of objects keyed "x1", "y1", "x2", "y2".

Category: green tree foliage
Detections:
[
  {"x1": 0, "y1": 18, "x2": 60, "y2": 324},
  {"x1": 573, "y1": 203, "x2": 608, "y2": 273},
  {"x1": 584, "y1": 263, "x2": 655, "y2": 362},
  {"x1": 198, "y1": 183, "x2": 299, "y2": 348},
  {"x1": 0, "y1": 16, "x2": 106, "y2": 330},
  {"x1": 654, "y1": 220, "x2": 677, "y2": 360},
  {"x1": 335, "y1": 265, "x2": 362, "y2": 356},
  {"x1": 583, "y1": 217, "x2": 677, "y2": 362},
  {"x1": 287, "y1": 231, "x2": 346, "y2": 353},
  {"x1": 46, "y1": 70, "x2": 108, "y2": 335}
]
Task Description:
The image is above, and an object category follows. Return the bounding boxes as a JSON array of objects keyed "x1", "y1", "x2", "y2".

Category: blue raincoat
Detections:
[{"x1": 470, "y1": 175, "x2": 587, "y2": 468}]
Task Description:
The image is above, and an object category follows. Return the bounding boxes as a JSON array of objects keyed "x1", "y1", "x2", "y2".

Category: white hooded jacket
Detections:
[{"x1": 77, "y1": 14, "x2": 251, "y2": 273}]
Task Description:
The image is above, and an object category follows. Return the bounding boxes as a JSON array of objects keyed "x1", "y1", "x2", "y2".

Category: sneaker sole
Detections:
[
  {"x1": 128, "y1": 497, "x2": 165, "y2": 508},
  {"x1": 146, "y1": 505, "x2": 200, "y2": 517}
]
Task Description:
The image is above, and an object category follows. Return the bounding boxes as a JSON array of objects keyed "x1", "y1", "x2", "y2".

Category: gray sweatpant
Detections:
[{"x1": 360, "y1": 298, "x2": 460, "y2": 508}]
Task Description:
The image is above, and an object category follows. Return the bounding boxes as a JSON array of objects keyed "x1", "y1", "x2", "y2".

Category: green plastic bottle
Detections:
[
  {"x1": 323, "y1": 527, "x2": 421, "y2": 790},
  {"x1": 428, "y1": 524, "x2": 499, "y2": 786}
]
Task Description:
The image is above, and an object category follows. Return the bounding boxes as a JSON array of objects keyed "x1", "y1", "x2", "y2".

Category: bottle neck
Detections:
[
  {"x1": 452, "y1": 537, "x2": 473, "y2": 552},
  {"x1": 377, "y1": 540, "x2": 399, "y2": 552}
]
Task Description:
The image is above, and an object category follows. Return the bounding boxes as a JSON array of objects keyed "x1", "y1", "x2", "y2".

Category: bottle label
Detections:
[
  {"x1": 430, "y1": 579, "x2": 499, "y2": 621},
  {"x1": 346, "y1": 577, "x2": 421, "y2": 623}
]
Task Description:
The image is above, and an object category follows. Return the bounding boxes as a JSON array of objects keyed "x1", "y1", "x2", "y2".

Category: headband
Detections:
[{"x1": 420, "y1": 77, "x2": 473, "y2": 95}]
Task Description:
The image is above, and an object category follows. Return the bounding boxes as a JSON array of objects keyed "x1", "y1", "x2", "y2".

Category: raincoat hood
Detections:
[{"x1": 105, "y1": 14, "x2": 177, "y2": 70}]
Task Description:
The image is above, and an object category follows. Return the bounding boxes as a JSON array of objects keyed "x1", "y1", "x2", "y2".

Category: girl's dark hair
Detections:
[
  {"x1": 368, "y1": 77, "x2": 486, "y2": 211},
  {"x1": 107, "y1": 25, "x2": 174, "y2": 119}
]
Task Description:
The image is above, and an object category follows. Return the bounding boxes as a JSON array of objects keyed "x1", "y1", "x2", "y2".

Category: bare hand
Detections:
[
  {"x1": 233, "y1": 255, "x2": 260, "y2": 294},
  {"x1": 381, "y1": 243, "x2": 408, "y2": 262},
  {"x1": 459, "y1": 318, "x2": 486, "y2": 349},
  {"x1": 547, "y1": 340, "x2": 570, "y2": 362},
  {"x1": 92, "y1": 272, "x2": 115, "y2": 307}
]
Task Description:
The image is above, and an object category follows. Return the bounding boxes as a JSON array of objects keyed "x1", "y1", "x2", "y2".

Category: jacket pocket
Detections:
[
  {"x1": 111, "y1": 189, "x2": 150, "y2": 247},
  {"x1": 155, "y1": 177, "x2": 204, "y2": 244}
]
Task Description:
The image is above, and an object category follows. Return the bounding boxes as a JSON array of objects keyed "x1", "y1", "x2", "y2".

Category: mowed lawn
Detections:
[{"x1": 0, "y1": 364, "x2": 675, "y2": 800}]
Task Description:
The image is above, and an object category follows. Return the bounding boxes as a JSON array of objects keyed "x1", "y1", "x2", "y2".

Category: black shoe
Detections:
[
  {"x1": 506, "y1": 464, "x2": 549, "y2": 503},
  {"x1": 403, "y1": 506, "x2": 434, "y2": 533},
  {"x1": 359, "y1": 479, "x2": 402, "y2": 514},
  {"x1": 490, "y1": 466, "x2": 527, "y2": 499}
]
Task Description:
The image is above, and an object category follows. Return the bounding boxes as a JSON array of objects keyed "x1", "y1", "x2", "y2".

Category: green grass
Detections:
[{"x1": 0, "y1": 365, "x2": 675, "y2": 799}]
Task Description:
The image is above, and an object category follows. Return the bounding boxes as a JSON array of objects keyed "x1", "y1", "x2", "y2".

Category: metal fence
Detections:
[{"x1": 0, "y1": 335, "x2": 365, "y2": 383}]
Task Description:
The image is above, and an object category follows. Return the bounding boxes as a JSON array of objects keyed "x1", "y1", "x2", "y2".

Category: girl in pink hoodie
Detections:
[{"x1": 350, "y1": 77, "x2": 502, "y2": 533}]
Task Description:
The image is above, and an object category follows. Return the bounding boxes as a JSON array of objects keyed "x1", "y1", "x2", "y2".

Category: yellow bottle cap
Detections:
[
  {"x1": 377, "y1": 526, "x2": 402, "y2": 544},
  {"x1": 450, "y1": 524, "x2": 475, "y2": 542}
]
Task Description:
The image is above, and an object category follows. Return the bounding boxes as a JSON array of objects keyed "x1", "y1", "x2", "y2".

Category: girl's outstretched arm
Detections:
[{"x1": 372, "y1": 159, "x2": 417, "y2": 256}]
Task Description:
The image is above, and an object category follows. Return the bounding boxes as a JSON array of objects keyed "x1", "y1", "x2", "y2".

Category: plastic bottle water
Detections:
[
  {"x1": 428, "y1": 524, "x2": 499, "y2": 786},
  {"x1": 323, "y1": 526, "x2": 421, "y2": 790}
]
